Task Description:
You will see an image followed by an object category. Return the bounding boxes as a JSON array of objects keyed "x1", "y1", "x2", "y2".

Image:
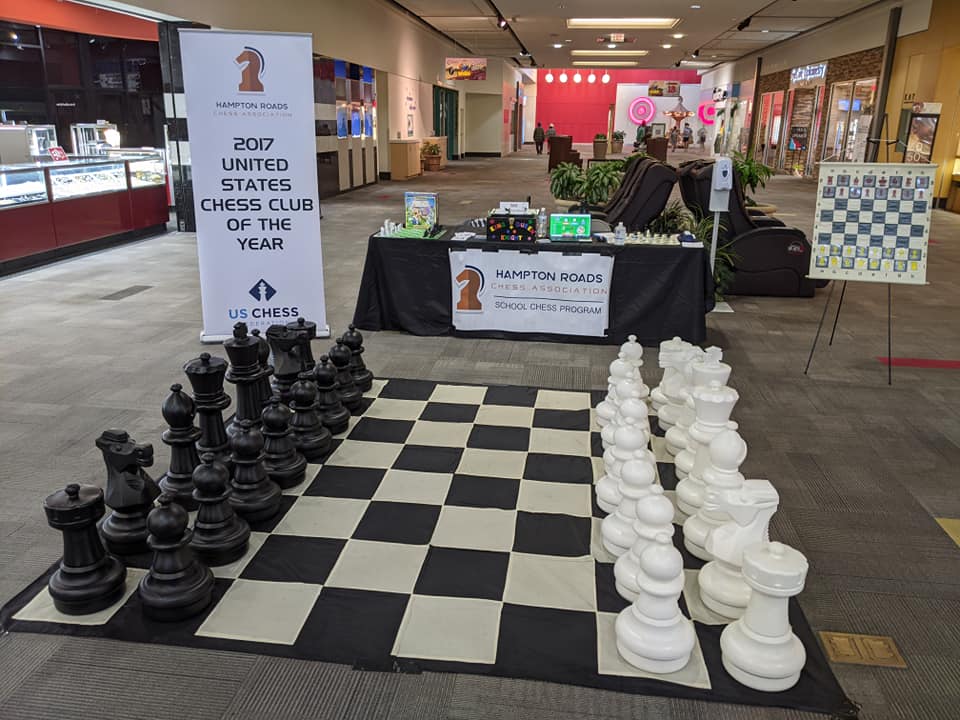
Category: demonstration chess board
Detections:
[
  {"x1": 0, "y1": 379, "x2": 849, "y2": 715},
  {"x1": 809, "y1": 162, "x2": 935, "y2": 285}
]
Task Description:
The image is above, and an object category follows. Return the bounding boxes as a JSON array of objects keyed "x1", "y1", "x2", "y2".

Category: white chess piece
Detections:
[
  {"x1": 664, "y1": 347, "x2": 730, "y2": 457},
  {"x1": 720, "y1": 541, "x2": 808, "y2": 692},
  {"x1": 614, "y1": 484, "x2": 675, "y2": 600},
  {"x1": 650, "y1": 337, "x2": 691, "y2": 414},
  {"x1": 596, "y1": 418, "x2": 653, "y2": 513},
  {"x1": 657, "y1": 346, "x2": 703, "y2": 431},
  {"x1": 601, "y1": 397, "x2": 649, "y2": 451},
  {"x1": 619, "y1": 334, "x2": 644, "y2": 374},
  {"x1": 596, "y1": 367, "x2": 643, "y2": 429},
  {"x1": 595, "y1": 354, "x2": 634, "y2": 428},
  {"x1": 615, "y1": 533, "x2": 696, "y2": 674},
  {"x1": 601, "y1": 459, "x2": 656, "y2": 557}
]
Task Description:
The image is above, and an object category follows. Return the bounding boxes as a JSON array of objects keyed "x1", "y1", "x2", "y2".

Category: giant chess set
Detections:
[{"x1": 0, "y1": 327, "x2": 850, "y2": 715}]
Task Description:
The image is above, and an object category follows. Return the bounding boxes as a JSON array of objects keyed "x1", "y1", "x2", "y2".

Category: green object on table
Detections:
[{"x1": 381, "y1": 226, "x2": 446, "y2": 239}]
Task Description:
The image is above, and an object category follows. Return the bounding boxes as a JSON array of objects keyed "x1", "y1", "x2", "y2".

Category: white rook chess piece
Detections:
[
  {"x1": 615, "y1": 533, "x2": 696, "y2": 674},
  {"x1": 614, "y1": 484, "x2": 675, "y2": 600},
  {"x1": 682, "y1": 428, "x2": 748, "y2": 561},
  {"x1": 601, "y1": 458, "x2": 656, "y2": 557},
  {"x1": 596, "y1": 353, "x2": 634, "y2": 429},
  {"x1": 601, "y1": 396, "x2": 649, "y2": 452},
  {"x1": 657, "y1": 345, "x2": 703, "y2": 431},
  {"x1": 697, "y1": 480, "x2": 779, "y2": 619},
  {"x1": 665, "y1": 347, "x2": 730, "y2": 457},
  {"x1": 650, "y1": 337, "x2": 692, "y2": 415},
  {"x1": 720, "y1": 541, "x2": 808, "y2": 692},
  {"x1": 596, "y1": 418, "x2": 653, "y2": 513}
]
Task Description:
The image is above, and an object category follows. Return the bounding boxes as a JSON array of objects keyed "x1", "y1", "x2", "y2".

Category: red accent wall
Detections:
[
  {"x1": 536, "y1": 69, "x2": 701, "y2": 142},
  {"x1": 0, "y1": 0, "x2": 158, "y2": 41}
]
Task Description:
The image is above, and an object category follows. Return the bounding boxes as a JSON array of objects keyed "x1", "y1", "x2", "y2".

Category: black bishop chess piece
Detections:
[
  {"x1": 96, "y1": 429, "x2": 160, "y2": 556},
  {"x1": 266, "y1": 324, "x2": 301, "y2": 405},
  {"x1": 190, "y1": 454, "x2": 250, "y2": 566},
  {"x1": 262, "y1": 395, "x2": 308, "y2": 489},
  {"x1": 183, "y1": 352, "x2": 232, "y2": 468},
  {"x1": 251, "y1": 328, "x2": 274, "y2": 414},
  {"x1": 224, "y1": 322, "x2": 265, "y2": 438},
  {"x1": 158, "y1": 384, "x2": 202, "y2": 511},
  {"x1": 138, "y1": 494, "x2": 215, "y2": 621},
  {"x1": 44, "y1": 483, "x2": 127, "y2": 615},
  {"x1": 341, "y1": 324, "x2": 374, "y2": 392},
  {"x1": 329, "y1": 338, "x2": 362, "y2": 412},
  {"x1": 314, "y1": 354, "x2": 350, "y2": 435},
  {"x1": 289, "y1": 371, "x2": 332, "y2": 462},
  {"x1": 229, "y1": 418, "x2": 282, "y2": 522},
  {"x1": 286, "y1": 317, "x2": 318, "y2": 373}
]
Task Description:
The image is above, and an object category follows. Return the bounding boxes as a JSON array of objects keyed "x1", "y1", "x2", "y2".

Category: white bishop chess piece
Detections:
[
  {"x1": 657, "y1": 345, "x2": 703, "y2": 431},
  {"x1": 664, "y1": 347, "x2": 730, "y2": 457},
  {"x1": 595, "y1": 353, "x2": 635, "y2": 429},
  {"x1": 720, "y1": 541, "x2": 808, "y2": 692},
  {"x1": 619, "y1": 334, "x2": 646, "y2": 379},
  {"x1": 596, "y1": 417, "x2": 654, "y2": 514},
  {"x1": 697, "y1": 479, "x2": 780, "y2": 620},
  {"x1": 683, "y1": 428, "x2": 747, "y2": 561},
  {"x1": 650, "y1": 337, "x2": 692, "y2": 415},
  {"x1": 601, "y1": 396, "x2": 650, "y2": 452},
  {"x1": 601, "y1": 457, "x2": 656, "y2": 557},
  {"x1": 614, "y1": 484, "x2": 675, "y2": 600},
  {"x1": 615, "y1": 533, "x2": 696, "y2": 674}
]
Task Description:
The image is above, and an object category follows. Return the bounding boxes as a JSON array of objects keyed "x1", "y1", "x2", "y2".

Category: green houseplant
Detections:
[
  {"x1": 731, "y1": 151, "x2": 773, "y2": 205},
  {"x1": 549, "y1": 162, "x2": 585, "y2": 202},
  {"x1": 611, "y1": 130, "x2": 625, "y2": 154},
  {"x1": 593, "y1": 133, "x2": 608, "y2": 160},
  {"x1": 579, "y1": 161, "x2": 623, "y2": 207},
  {"x1": 421, "y1": 141, "x2": 442, "y2": 171}
]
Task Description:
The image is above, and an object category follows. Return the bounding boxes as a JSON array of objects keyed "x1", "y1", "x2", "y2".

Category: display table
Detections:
[{"x1": 353, "y1": 230, "x2": 714, "y2": 345}]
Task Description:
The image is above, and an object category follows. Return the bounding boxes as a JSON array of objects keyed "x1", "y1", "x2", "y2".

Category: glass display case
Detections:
[
  {"x1": 49, "y1": 160, "x2": 127, "y2": 200},
  {"x1": 28, "y1": 125, "x2": 58, "y2": 157},
  {"x1": 106, "y1": 148, "x2": 166, "y2": 187},
  {"x1": 70, "y1": 122, "x2": 120, "y2": 156},
  {"x1": 0, "y1": 166, "x2": 49, "y2": 208}
]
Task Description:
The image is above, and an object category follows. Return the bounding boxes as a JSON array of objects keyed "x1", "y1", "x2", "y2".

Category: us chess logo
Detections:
[
  {"x1": 455, "y1": 265, "x2": 484, "y2": 311},
  {"x1": 235, "y1": 46, "x2": 265, "y2": 93},
  {"x1": 249, "y1": 278, "x2": 276, "y2": 302}
]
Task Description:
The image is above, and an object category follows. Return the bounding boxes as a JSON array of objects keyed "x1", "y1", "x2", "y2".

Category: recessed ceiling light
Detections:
[
  {"x1": 681, "y1": 60, "x2": 715, "y2": 67},
  {"x1": 690, "y1": 4, "x2": 701, "y2": 8},
  {"x1": 672, "y1": 33, "x2": 685, "y2": 39},
  {"x1": 566, "y1": 18, "x2": 679, "y2": 29},
  {"x1": 572, "y1": 60, "x2": 638, "y2": 66},
  {"x1": 661, "y1": 43, "x2": 672, "y2": 49},
  {"x1": 571, "y1": 49, "x2": 649, "y2": 56},
  {"x1": 553, "y1": 43, "x2": 563, "y2": 48},
  {"x1": 761, "y1": 29, "x2": 770, "y2": 33},
  {"x1": 607, "y1": 43, "x2": 616, "y2": 48}
]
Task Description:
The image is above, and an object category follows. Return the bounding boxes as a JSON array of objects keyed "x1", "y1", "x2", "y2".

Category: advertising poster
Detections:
[
  {"x1": 445, "y1": 57, "x2": 488, "y2": 81},
  {"x1": 179, "y1": 30, "x2": 327, "y2": 340},
  {"x1": 648, "y1": 80, "x2": 680, "y2": 97}
]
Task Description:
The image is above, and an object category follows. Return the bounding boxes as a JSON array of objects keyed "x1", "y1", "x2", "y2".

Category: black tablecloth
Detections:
[{"x1": 352, "y1": 231, "x2": 714, "y2": 345}]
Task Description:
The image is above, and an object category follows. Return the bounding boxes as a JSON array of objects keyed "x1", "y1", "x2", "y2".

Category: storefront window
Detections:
[{"x1": 822, "y1": 80, "x2": 876, "y2": 162}]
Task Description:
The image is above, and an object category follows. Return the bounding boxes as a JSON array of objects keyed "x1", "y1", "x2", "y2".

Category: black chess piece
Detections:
[
  {"x1": 224, "y1": 322, "x2": 264, "y2": 438},
  {"x1": 229, "y1": 418, "x2": 282, "y2": 522},
  {"x1": 314, "y1": 354, "x2": 350, "y2": 435},
  {"x1": 251, "y1": 328, "x2": 274, "y2": 414},
  {"x1": 341, "y1": 324, "x2": 374, "y2": 392},
  {"x1": 328, "y1": 338, "x2": 362, "y2": 411},
  {"x1": 266, "y1": 324, "x2": 301, "y2": 405},
  {"x1": 138, "y1": 494, "x2": 215, "y2": 621},
  {"x1": 286, "y1": 317, "x2": 317, "y2": 373},
  {"x1": 158, "y1": 384, "x2": 201, "y2": 511},
  {"x1": 262, "y1": 396, "x2": 308, "y2": 489},
  {"x1": 190, "y1": 454, "x2": 250, "y2": 566},
  {"x1": 183, "y1": 353, "x2": 232, "y2": 467},
  {"x1": 97, "y1": 429, "x2": 160, "y2": 555},
  {"x1": 289, "y1": 371, "x2": 333, "y2": 462},
  {"x1": 44, "y1": 483, "x2": 127, "y2": 615}
]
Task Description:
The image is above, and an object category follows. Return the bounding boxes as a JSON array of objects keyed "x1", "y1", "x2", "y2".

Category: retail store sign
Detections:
[
  {"x1": 790, "y1": 62, "x2": 828, "y2": 88},
  {"x1": 179, "y1": 29, "x2": 327, "y2": 340},
  {"x1": 445, "y1": 57, "x2": 487, "y2": 81},
  {"x1": 648, "y1": 80, "x2": 681, "y2": 97},
  {"x1": 449, "y1": 248, "x2": 612, "y2": 336}
]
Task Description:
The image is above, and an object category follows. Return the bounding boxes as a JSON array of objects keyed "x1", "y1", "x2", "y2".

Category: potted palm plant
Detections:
[
  {"x1": 421, "y1": 141, "x2": 442, "y2": 171},
  {"x1": 593, "y1": 133, "x2": 608, "y2": 160},
  {"x1": 611, "y1": 130, "x2": 625, "y2": 154},
  {"x1": 732, "y1": 151, "x2": 775, "y2": 213}
]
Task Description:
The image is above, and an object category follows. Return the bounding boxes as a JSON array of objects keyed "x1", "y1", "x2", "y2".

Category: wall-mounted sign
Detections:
[
  {"x1": 712, "y1": 86, "x2": 729, "y2": 102},
  {"x1": 648, "y1": 80, "x2": 680, "y2": 97},
  {"x1": 790, "y1": 62, "x2": 828, "y2": 88},
  {"x1": 628, "y1": 96, "x2": 657, "y2": 125},
  {"x1": 445, "y1": 57, "x2": 487, "y2": 81},
  {"x1": 698, "y1": 102, "x2": 716, "y2": 125}
]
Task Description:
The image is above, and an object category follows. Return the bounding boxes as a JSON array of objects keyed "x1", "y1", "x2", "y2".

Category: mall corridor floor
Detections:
[{"x1": 0, "y1": 147, "x2": 958, "y2": 719}]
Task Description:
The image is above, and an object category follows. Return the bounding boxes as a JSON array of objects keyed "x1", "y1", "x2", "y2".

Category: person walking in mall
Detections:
[
  {"x1": 697, "y1": 126, "x2": 707, "y2": 153},
  {"x1": 669, "y1": 125, "x2": 679, "y2": 151},
  {"x1": 682, "y1": 122, "x2": 693, "y2": 149},
  {"x1": 534, "y1": 122, "x2": 546, "y2": 154},
  {"x1": 634, "y1": 121, "x2": 647, "y2": 152}
]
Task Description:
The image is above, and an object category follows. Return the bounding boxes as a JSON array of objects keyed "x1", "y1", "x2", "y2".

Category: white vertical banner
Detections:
[{"x1": 179, "y1": 29, "x2": 327, "y2": 340}]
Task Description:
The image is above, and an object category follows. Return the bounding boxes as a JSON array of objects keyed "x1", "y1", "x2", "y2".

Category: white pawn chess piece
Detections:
[
  {"x1": 657, "y1": 345, "x2": 703, "y2": 431},
  {"x1": 664, "y1": 347, "x2": 730, "y2": 457},
  {"x1": 682, "y1": 428, "x2": 748, "y2": 560},
  {"x1": 601, "y1": 396, "x2": 649, "y2": 452},
  {"x1": 720, "y1": 541, "x2": 808, "y2": 692},
  {"x1": 601, "y1": 457, "x2": 656, "y2": 557},
  {"x1": 650, "y1": 337, "x2": 691, "y2": 415},
  {"x1": 595, "y1": 354, "x2": 634, "y2": 429},
  {"x1": 615, "y1": 533, "x2": 696, "y2": 674},
  {"x1": 614, "y1": 484, "x2": 675, "y2": 600},
  {"x1": 596, "y1": 418, "x2": 652, "y2": 513},
  {"x1": 596, "y1": 367, "x2": 644, "y2": 430}
]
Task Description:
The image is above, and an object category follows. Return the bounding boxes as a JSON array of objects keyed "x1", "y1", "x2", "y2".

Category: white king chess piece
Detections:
[
  {"x1": 601, "y1": 456, "x2": 656, "y2": 557},
  {"x1": 596, "y1": 417, "x2": 654, "y2": 514},
  {"x1": 601, "y1": 397, "x2": 650, "y2": 452},
  {"x1": 615, "y1": 533, "x2": 696, "y2": 674},
  {"x1": 697, "y1": 479, "x2": 780, "y2": 620},
  {"x1": 665, "y1": 347, "x2": 730, "y2": 457},
  {"x1": 650, "y1": 337, "x2": 692, "y2": 415},
  {"x1": 614, "y1": 484, "x2": 675, "y2": 601},
  {"x1": 595, "y1": 353, "x2": 634, "y2": 429},
  {"x1": 720, "y1": 541, "x2": 808, "y2": 692},
  {"x1": 657, "y1": 345, "x2": 703, "y2": 431},
  {"x1": 683, "y1": 428, "x2": 747, "y2": 561}
]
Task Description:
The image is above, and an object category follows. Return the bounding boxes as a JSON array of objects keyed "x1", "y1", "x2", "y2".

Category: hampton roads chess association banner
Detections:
[
  {"x1": 180, "y1": 30, "x2": 327, "y2": 340},
  {"x1": 450, "y1": 248, "x2": 612, "y2": 336}
]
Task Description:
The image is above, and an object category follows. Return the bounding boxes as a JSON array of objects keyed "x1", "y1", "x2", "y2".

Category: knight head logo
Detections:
[
  {"x1": 455, "y1": 265, "x2": 484, "y2": 312},
  {"x1": 236, "y1": 46, "x2": 265, "y2": 93}
]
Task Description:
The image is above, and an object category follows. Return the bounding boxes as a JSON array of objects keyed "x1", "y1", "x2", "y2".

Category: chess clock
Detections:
[{"x1": 486, "y1": 211, "x2": 537, "y2": 242}]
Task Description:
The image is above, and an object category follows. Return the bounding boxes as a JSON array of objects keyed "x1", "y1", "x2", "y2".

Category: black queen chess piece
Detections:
[
  {"x1": 289, "y1": 371, "x2": 332, "y2": 462},
  {"x1": 262, "y1": 396, "x2": 308, "y2": 489},
  {"x1": 158, "y1": 384, "x2": 202, "y2": 511},
  {"x1": 224, "y1": 322, "x2": 265, "y2": 438},
  {"x1": 328, "y1": 338, "x2": 362, "y2": 411},
  {"x1": 266, "y1": 324, "x2": 301, "y2": 405},
  {"x1": 286, "y1": 317, "x2": 318, "y2": 373},
  {"x1": 96, "y1": 429, "x2": 160, "y2": 555},
  {"x1": 314, "y1": 355, "x2": 350, "y2": 435},
  {"x1": 250, "y1": 328, "x2": 274, "y2": 414},
  {"x1": 183, "y1": 352, "x2": 232, "y2": 467},
  {"x1": 44, "y1": 483, "x2": 127, "y2": 615},
  {"x1": 138, "y1": 494, "x2": 215, "y2": 622},
  {"x1": 341, "y1": 324, "x2": 374, "y2": 392},
  {"x1": 190, "y1": 454, "x2": 250, "y2": 566},
  {"x1": 228, "y1": 418, "x2": 282, "y2": 522}
]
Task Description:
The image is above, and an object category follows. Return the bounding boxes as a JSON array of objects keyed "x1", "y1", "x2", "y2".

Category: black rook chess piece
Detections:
[
  {"x1": 138, "y1": 494, "x2": 215, "y2": 621},
  {"x1": 229, "y1": 418, "x2": 282, "y2": 522},
  {"x1": 251, "y1": 328, "x2": 274, "y2": 414},
  {"x1": 183, "y1": 352, "x2": 232, "y2": 467},
  {"x1": 44, "y1": 483, "x2": 127, "y2": 615},
  {"x1": 341, "y1": 324, "x2": 374, "y2": 392},
  {"x1": 314, "y1": 354, "x2": 350, "y2": 435},
  {"x1": 266, "y1": 324, "x2": 301, "y2": 405},
  {"x1": 289, "y1": 371, "x2": 332, "y2": 462},
  {"x1": 286, "y1": 317, "x2": 317, "y2": 373},
  {"x1": 190, "y1": 454, "x2": 250, "y2": 566},
  {"x1": 96, "y1": 429, "x2": 160, "y2": 555},
  {"x1": 158, "y1": 384, "x2": 202, "y2": 511},
  {"x1": 262, "y1": 396, "x2": 308, "y2": 489},
  {"x1": 224, "y1": 322, "x2": 265, "y2": 438},
  {"x1": 329, "y1": 338, "x2": 362, "y2": 411}
]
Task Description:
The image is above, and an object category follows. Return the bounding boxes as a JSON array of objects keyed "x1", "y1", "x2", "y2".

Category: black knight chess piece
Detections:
[
  {"x1": 44, "y1": 483, "x2": 127, "y2": 615},
  {"x1": 183, "y1": 353, "x2": 232, "y2": 467},
  {"x1": 341, "y1": 324, "x2": 374, "y2": 392},
  {"x1": 228, "y1": 418, "x2": 282, "y2": 522},
  {"x1": 158, "y1": 384, "x2": 202, "y2": 510},
  {"x1": 289, "y1": 371, "x2": 332, "y2": 462},
  {"x1": 138, "y1": 494, "x2": 215, "y2": 621},
  {"x1": 286, "y1": 317, "x2": 317, "y2": 373},
  {"x1": 328, "y1": 338, "x2": 362, "y2": 411},
  {"x1": 314, "y1": 354, "x2": 350, "y2": 435},
  {"x1": 190, "y1": 454, "x2": 250, "y2": 566},
  {"x1": 251, "y1": 328, "x2": 274, "y2": 414},
  {"x1": 262, "y1": 396, "x2": 308, "y2": 489},
  {"x1": 97, "y1": 429, "x2": 160, "y2": 555},
  {"x1": 224, "y1": 322, "x2": 264, "y2": 438},
  {"x1": 266, "y1": 324, "x2": 301, "y2": 405}
]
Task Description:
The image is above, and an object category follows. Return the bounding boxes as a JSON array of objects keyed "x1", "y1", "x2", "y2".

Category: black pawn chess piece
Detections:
[
  {"x1": 251, "y1": 328, "x2": 274, "y2": 414},
  {"x1": 224, "y1": 322, "x2": 264, "y2": 438},
  {"x1": 341, "y1": 324, "x2": 374, "y2": 392},
  {"x1": 329, "y1": 338, "x2": 362, "y2": 411},
  {"x1": 183, "y1": 352, "x2": 232, "y2": 467},
  {"x1": 158, "y1": 384, "x2": 202, "y2": 511},
  {"x1": 190, "y1": 454, "x2": 250, "y2": 566},
  {"x1": 286, "y1": 317, "x2": 317, "y2": 373},
  {"x1": 138, "y1": 494, "x2": 215, "y2": 621},
  {"x1": 262, "y1": 396, "x2": 308, "y2": 489},
  {"x1": 44, "y1": 483, "x2": 127, "y2": 615},
  {"x1": 289, "y1": 372, "x2": 333, "y2": 462},
  {"x1": 314, "y1": 354, "x2": 350, "y2": 435},
  {"x1": 266, "y1": 324, "x2": 301, "y2": 405},
  {"x1": 96, "y1": 429, "x2": 160, "y2": 555},
  {"x1": 229, "y1": 418, "x2": 282, "y2": 522}
]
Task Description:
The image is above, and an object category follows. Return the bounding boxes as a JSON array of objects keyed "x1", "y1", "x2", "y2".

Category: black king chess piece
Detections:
[
  {"x1": 266, "y1": 324, "x2": 301, "y2": 405},
  {"x1": 96, "y1": 429, "x2": 160, "y2": 555},
  {"x1": 224, "y1": 322, "x2": 264, "y2": 438},
  {"x1": 190, "y1": 454, "x2": 250, "y2": 566},
  {"x1": 286, "y1": 317, "x2": 317, "y2": 373},
  {"x1": 329, "y1": 338, "x2": 362, "y2": 411},
  {"x1": 158, "y1": 384, "x2": 202, "y2": 511},
  {"x1": 262, "y1": 396, "x2": 308, "y2": 488},
  {"x1": 229, "y1": 418, "x2": 282, "y2": 522},
  {"x1": 314, "y1": 354, "x2": 350, "y2": 435},
  {"x1": 44, "y1": 483, "x2": 127, "y2": 615},
  {"x1": 341, "y1": 324, "x2": 374, "y2": 392},
  {"x1": 289, "y1": 370, "x2": 332, "y2": 462},
  {"x1": 251, "y1": 328, "x2": 274, "y2": 414},
  {"x1": 183, "y1": 352, "x2": 232, "y2": 468},
  {"x1": 138, "y1": 494, "x2": 215, "y2": 621}
]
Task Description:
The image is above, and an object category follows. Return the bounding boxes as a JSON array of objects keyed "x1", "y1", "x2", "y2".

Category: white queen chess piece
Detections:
[
  {"x1": 614, "y1": 484, "x2": 675, "y2": 600},
  {"x1": 665, "y1": 347, "x2": 730, "y2": 457},
  {"x1": 615, "y1": 533, "x2": 696, "y2": 674},
  {"x1": 657, "y1": 345, "x2": 703, "y2": 431},
  {"x1": 720, "y1": 541, "x2": 808, "y2": 692},
  {"x1": 650, "y1": 337, "x2": 692, "y2": 415},
  {"x1": 595, "y1": 354, "x2": 634, "y2": 429},
  {"x1": 601, "y1": 457, "x2": 656, "y2": 557},
  {"x1": 596, "y1": 418, "x2": 653, "y2": 513}
]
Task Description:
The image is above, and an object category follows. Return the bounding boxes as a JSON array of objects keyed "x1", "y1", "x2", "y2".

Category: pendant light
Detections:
[
  {"x1": 559, "y1": 71, "x2": 568, "y2": 82},
  {"x1": 573, "y1": 72, "x2": 582, "y2": 83}
]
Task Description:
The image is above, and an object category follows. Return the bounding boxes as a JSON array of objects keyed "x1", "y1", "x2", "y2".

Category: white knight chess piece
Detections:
[{"x1": 650, "y1": 337, "x2": 692, "y2": 415}]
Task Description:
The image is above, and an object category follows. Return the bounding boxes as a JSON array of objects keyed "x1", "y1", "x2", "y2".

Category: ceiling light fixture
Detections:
[
  {"x1": 497, "y1": 16, "x2": 508, "y2": 29},
  {"x1": 601, "y1": 72, "x2": 611, "y2": 83},
  {"x1": 559, "y1": 71, "x2": 568, "y2": 82},
  {"x1": 566, "y1": 17, "x2": 679, "y2": 29},
  {"x1": 545, "y1": 71, "x2": 554, "y2": 82},
  {"x1": 661, "y1": 43, "x2": 672, "y2": 49},
  {"x1": 553, "y1": 43, "x2": 563, "y2": 48},
  {"x1": 672, "y1": 33, "x2": 685, "y2": 39},
  {"x1": 761, "y1": 29, "x2": 770, "y2": 33},
  {"x1": 10, "y1": 32, "x2": 18, "y2": 40},
  {"x1": 570, "y1": 49, "x2": 648, "y2": 56},
  {"x1": 587, "y1": 72, "x2": 596, "y2": 83},
  {"x1": 737, "y1": 17, "x2": 752, "y2": 31},
  {"x1": 690, "y1": 4, "x2": 701, "y2": 8},
  {"x1": 692, "y1": 49, "x2": 700, "y2": 57},
  {"x1": 573, "y1": 72, "x2": 582, "y2": 83},
  {"x1": 607, "y1": 43, "x2": 616, "y2": 48},
  {"x1": 572, "y1": 60, "x2": 638, "y2": 67}
]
